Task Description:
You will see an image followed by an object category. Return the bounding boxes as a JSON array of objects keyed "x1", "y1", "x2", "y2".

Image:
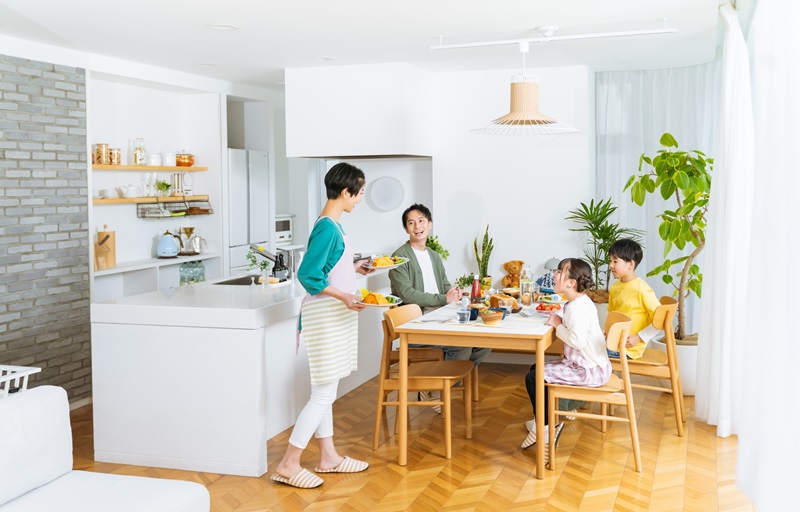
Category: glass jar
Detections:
[
  {"x1": 109, "y1": 147, "x2": 121, "y2": 165},
  {"x1": 95, "y1": 143, "x2": 110, "y2": 165},
  {"x1": 133, "y1": 138, "x2": 147, "y2": 166},
  {"x1": 519, "y1": 265, "x2": 536, "y2": 308}
]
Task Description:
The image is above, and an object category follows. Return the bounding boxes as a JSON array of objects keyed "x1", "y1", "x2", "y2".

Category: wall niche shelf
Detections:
[
  {"x1": 93, "y1": 195, "x2": 209, "y2": 205},
  {"x1": 93, "y1": 165, "x2": 208, "y2": 172}
]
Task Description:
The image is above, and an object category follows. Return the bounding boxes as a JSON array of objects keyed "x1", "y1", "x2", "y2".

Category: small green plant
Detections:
[
  {"x1": 454, "y1": 274, "x2": 474, "y2": 290},
  {"x1": 426, "y1": 234, "x2": 449, "y2": 260},
  {"x1": 473, "y1": 225, "x2": 494, "y2": 280},
  {"x1": 246, "y1": 250, "x2": 271, "y2": 274},
  {"x1": 155, "y1": 179, "x2": 172, "y2": 195},
  {"x1": 624, "y1": 132, "x2": 713, "y2": 340},
  {"x1": 566, "y1": 198, "x2": 644, "y2": 291}
]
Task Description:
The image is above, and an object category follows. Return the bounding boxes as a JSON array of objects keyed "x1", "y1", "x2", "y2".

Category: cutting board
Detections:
[{"x1": 94, "y1": 230, "x2": 116, "y2": 270}]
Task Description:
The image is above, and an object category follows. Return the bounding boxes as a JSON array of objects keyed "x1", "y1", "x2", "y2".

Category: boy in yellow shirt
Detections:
[{"x1": 607, "y1": 239, "x2": 661, "y2": 359}]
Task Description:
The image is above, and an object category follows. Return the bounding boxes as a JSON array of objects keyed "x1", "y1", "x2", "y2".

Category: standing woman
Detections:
[{"x1": 272, "y1": 163, "x2": 373, "y2": 489}]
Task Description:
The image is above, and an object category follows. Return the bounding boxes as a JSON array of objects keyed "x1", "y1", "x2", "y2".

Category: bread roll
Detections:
[{"x1": 489, "y1": 293, "x2": 518, "y2": 309}]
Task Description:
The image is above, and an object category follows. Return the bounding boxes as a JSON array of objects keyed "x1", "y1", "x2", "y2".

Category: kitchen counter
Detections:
[
  {"x1": 91, "y1": 277, "x2": 307, "y2": 329},
  {"x1": 90, "y1": 275, "x2": 384, "y2": 477}
]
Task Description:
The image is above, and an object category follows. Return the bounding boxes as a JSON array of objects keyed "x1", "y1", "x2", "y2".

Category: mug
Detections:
[{"x1": 468, "y1": 307, "x2": 479, "y2": 321}]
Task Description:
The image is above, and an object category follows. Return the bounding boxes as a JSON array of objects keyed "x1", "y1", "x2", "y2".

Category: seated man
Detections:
[{"x1": 389, "y1": 203, "x2": 491, "y2": 412}]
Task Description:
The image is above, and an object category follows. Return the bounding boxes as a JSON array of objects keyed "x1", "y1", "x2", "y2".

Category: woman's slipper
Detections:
[
  {"x1": 270, "y1": 468, "x2": 323, "y2": 488},
  {"x1": 314, "y1": 456, "x2": 369, "y2": 474}
]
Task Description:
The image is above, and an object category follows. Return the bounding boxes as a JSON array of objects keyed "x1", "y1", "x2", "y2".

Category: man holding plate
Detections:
[{"x1": 389, "y1": 203, "x2": 491, "y2": 412}]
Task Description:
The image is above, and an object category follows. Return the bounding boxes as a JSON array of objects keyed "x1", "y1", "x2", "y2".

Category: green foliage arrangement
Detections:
[
  {"x1": 473, "y1": 225, "x2": 494, "y2": 280},
  {"x1": 454, "y1": 274, "x2": 474, "y2": 290},
  {"x1": 566, "y1": 198, "x2": 644, "y2": 291},
  {"x1": 624, "y1": 132, "x2": 713, "y2": 340},
  {"x1": 426, "y1": 234, "x2": 449, "y2": 260},
  {"x1": 155, "y1": 179, "x2": 172, "y2": 194},
  {"x1": 246, "y1": 250, "x2": 271, "y2": 274}
]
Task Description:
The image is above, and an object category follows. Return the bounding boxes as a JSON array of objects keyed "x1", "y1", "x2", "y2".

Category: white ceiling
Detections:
[{"x1": 0, "y1": 0, "x2": 729, "y2": 90}]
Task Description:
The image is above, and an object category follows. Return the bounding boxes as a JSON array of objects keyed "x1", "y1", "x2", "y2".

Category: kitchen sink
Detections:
[{"x1": 213, "y1": 275, "x2": 263, "y2": 286}]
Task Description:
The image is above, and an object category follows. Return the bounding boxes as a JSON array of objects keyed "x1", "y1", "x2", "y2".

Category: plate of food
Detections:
[
  {"x1": 363, "y1": 255, "x2": 408, "y2": 270},
  {"x1": 356, "y1": 289, "x2": 403, "y2": 307},
  {"x1": 538, "y1": 293, "x2": 567, "y2": 304},
  {"x1": 535, "y1": 302, "x2": 563, "y2": 312}
]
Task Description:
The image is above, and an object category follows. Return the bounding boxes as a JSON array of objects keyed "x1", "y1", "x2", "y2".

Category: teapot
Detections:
[
  {"x1": 118, "y1": 184, "x2": 140, "y2": 198},
  {"x1": 157, "y1": 230, "x2": 181, "y2": 258}
]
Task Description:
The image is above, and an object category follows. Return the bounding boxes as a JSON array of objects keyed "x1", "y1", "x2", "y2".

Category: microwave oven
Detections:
[{"x1": 275, "y1": 214, "x2": 294, "y2": 243}]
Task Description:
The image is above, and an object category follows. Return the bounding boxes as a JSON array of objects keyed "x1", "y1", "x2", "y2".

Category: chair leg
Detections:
[
  {"x1": 670, "y1": 375, "x2": 684, "y2": 437},
  {"x1": 547, "y1": 391, "x2": 556, "y2": 470},
  {"x1": 626, "y1": 399, "x2": 642, "y2": 472},
  {"x1": 442, "y1": 384, "x2": 452, "y2": 459},
  {"x1": 471, "y1": 365, "x2": 479, "y2": 402},
  {"x1": 677, "y1": 375, "x2": 687, "y2": 423},
  {"x1": 373, "y1": 386, "x2": 387, "y2": 450},
  {"x1": 600, "y1": 403, "x2": 608, "y2": 433},
  {"x1": 464, "y1": 370, "x2": 472, "y2": 439}
]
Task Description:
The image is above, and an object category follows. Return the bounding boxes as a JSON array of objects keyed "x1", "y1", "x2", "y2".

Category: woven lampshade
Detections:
[{"x1": 470, "y1": 75, "x2": 579, "y2": 135}]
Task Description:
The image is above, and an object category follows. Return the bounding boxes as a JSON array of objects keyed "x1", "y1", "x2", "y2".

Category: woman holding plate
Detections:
[{"x1": 272, "y1": 163, "x2": 373, "y2": 489}]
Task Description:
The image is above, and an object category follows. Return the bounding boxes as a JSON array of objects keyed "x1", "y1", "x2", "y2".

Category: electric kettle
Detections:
[{"x1": 157, "y1": 230, "x2": 181, "y2": 258}]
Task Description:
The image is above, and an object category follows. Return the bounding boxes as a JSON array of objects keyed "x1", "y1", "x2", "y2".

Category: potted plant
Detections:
[
  {"x1": 566, "y1": 198, "x2": 644, "y2": 296},
  {"x1": 473, "y1": 225, "x2": 494, "y2": 291},
  {"x1": 155, "y1": 179, "x2": 172, "y2": 197},
  {"x1": 625, "y1": 132, "x2": 713, "y2": 395}
]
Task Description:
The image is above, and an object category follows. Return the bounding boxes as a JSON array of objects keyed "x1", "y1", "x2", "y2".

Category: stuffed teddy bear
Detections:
[{"x1": 501, "y1": 259, "x2": 524, "y2": 288}]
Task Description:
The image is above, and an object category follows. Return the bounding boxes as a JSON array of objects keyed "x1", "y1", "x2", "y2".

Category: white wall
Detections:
[{"x1": 430, "y1": 66, "x2": 595, "y2": 283}]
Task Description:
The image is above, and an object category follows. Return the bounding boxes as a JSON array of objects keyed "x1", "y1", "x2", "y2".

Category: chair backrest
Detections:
[
  {"x1": 383, "y1": 303, "x2": 423, "y2": 342},
  {"x1": 604, "y1": 311, "x2": 633, "y2": 355},
  {"x1": 652, "y1": 296, "x2": 678, "y2": 332}
]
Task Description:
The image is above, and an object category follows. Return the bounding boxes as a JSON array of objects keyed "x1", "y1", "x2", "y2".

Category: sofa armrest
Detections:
[{"x1": 0, "y1": 386, "x2": 73, "y2": 507}]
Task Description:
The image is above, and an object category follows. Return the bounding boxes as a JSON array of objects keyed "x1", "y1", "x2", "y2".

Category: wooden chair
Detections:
[
  {"x1": 547, "y1": 312, "x2": 641, "y2": 472},
  {"x1": 373, "y1": 304, "x2": 474, "y2": 459},
  {"x1": 609, "y1": 296, "x2": 685, "y2": 436}
]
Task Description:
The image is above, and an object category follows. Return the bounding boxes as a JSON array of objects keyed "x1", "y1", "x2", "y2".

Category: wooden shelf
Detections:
[
  {"x1": 93, "y1": 195, "x2": 209, "y2": 204},
  {"x1": 92, "y1": 165, "x2": 208, "y2": 172}
]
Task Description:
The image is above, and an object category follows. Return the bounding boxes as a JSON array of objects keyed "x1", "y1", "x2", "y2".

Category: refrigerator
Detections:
[{"x1": 228, "y1": 149, "x2": 270, "y2": 275}]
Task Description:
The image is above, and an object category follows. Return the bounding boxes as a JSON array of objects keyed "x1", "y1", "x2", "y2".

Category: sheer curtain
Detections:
[
  {"x1": 694, "y1": 2, "x2": 754, "y2": 438},
  {"x1": 737, "y1": 0, "x2": 800, "y2": 509},
  {"x1": 595, "y1": 54, "x2": 721, "y2": 330}
]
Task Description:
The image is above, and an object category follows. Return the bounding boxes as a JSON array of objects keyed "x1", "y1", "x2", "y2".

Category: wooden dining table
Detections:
[{"x1": 394, "y1": 303, "x2": 556, "y2": 479}]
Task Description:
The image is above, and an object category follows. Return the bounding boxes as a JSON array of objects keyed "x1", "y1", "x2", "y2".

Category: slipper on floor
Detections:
[
  {"x1": 314, "y1": 456, "x2": 369, "y2": 474},
  {"x1": 270, "y1": 468, "x2": 324, "y2": 488}
]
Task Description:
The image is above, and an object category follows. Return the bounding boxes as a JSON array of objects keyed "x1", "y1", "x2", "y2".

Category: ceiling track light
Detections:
[{"x1": 431, "y1": 21, "x2": 676, "y2": 51}]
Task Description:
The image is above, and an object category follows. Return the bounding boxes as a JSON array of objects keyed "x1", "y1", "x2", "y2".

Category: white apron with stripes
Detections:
[{"x1": 299, "y1": 218, "x2": 358, "y2": 385}]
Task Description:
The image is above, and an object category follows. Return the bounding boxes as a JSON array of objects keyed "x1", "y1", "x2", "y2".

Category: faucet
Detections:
[{"x1": 249, "y1": 244, "x2": 277, "y2": 264}]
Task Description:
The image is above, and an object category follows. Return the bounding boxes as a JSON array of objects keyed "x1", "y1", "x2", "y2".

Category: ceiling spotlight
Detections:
[
  {"x1": 206, "y1": 24, "x2": 240, "y2": 31},
  {"x1": 313, "y1": 56, "x2": 336, "y2": 62},
  {"x1": 198, "y1": 63, "x2": 221, "y2": 67},
  {"x1": 536, "y1": 26, "x2": 559, "y2": 38}
]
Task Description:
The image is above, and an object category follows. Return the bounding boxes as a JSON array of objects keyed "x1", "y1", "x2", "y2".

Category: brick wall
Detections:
[{"x1": 0, "y1": 54, "x2": 91, "y2": 401}]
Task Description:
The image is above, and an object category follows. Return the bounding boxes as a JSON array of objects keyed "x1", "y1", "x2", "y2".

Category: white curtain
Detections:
[
  {"x1": 694, "y1": 3, "x2": 754, "y2": 438},
  {"x1": 737, "y1": 0, "x2": 800, "y2": 509},
  {"x1": 595, "y1": 53, "x2": 721, "y2": 332}
]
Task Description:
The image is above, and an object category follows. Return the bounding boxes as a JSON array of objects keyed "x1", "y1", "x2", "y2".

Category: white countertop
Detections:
[{"x1": 91, "y1": 276, "x2": 369, "y2": 330}]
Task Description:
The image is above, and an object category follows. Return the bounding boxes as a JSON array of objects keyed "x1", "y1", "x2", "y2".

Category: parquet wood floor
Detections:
[{"x1": 71, "y1": 363, "x2": 753, "y2": 511}]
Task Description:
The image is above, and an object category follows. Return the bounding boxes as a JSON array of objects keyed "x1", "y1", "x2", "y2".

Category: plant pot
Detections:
[
  {"x1": 650, "y1": 333, "x2": 698, "y2": 396},
  {"x1": 480, "y1": 275, "x2": 492, "y2": 293}
]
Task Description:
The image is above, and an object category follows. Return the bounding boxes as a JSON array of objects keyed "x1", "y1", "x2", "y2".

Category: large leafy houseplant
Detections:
[
  {"x1": 624, "y1": 132, "x2": 713, "y2": 340},
  {"x1": 566, "y1": 198, "x2": 644, "y2": 293}
]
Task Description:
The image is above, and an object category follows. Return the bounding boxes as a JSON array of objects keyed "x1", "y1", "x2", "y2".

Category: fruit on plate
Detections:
[
  {"x1": 358, "y1": 288, "x2": 397, "y2": 304},
  {"x1": 536, "y1": 303, "x2": 562, "y2": 311},
  {"x1": 372, "y1": 255, "x2": 401, "y2": 267}
]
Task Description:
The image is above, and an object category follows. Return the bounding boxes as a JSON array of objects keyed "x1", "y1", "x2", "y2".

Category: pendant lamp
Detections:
[{"x1": 470, "y1": 41, "x2": 578, "y2": 135}]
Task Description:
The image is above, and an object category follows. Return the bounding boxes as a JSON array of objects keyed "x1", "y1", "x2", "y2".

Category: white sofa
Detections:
[{"x1": 0, "y1": 385, "x2": 210, "y2": 512}]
